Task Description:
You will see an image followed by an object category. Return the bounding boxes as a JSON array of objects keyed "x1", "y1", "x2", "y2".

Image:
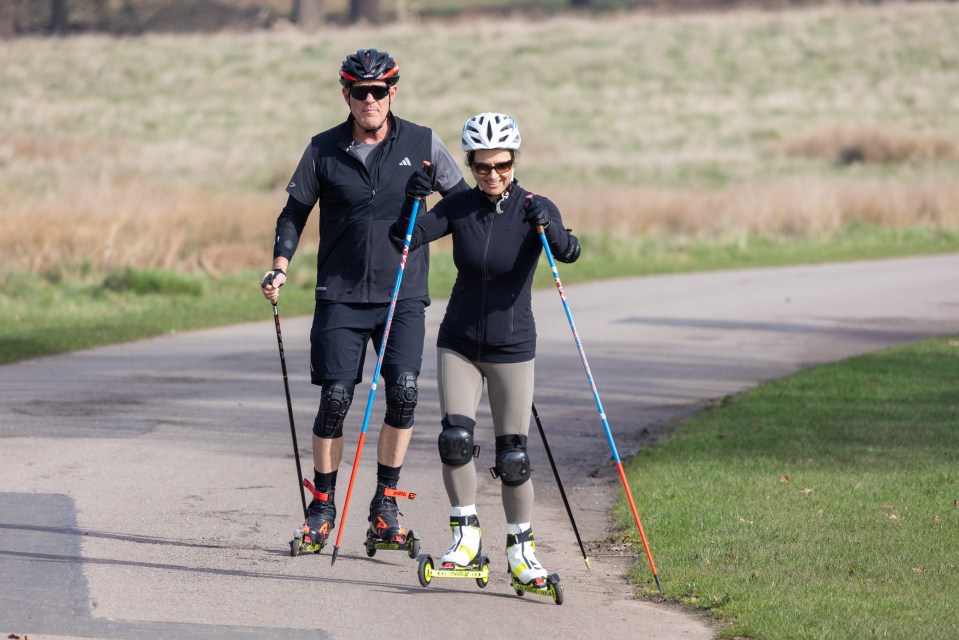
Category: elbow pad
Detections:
[{"x1": 273, "y1": 195, "x2": 312, "y2": 260}]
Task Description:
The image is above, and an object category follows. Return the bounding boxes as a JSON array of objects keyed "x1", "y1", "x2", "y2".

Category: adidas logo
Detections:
[{"x1": 399, "y1": 157, "x2": 411, "y2": 166}]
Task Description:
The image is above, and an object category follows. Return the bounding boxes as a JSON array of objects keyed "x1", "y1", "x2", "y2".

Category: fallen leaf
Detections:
[
  {"x1": 779, "y1": 475, "x2": 790, "y2": 484},
  {"x1": 889, "y1": 514, "x2": 898, "y2": 520},
  {"x1": 913, "y1": 567, "x2": 925, "y2": 573},
  {"x1": 948, "y1": 340, "x2": 958, "y2": 347},
  {"x1": 801, "y1": 488, "x2": 814, "y2": 495},
  {"x1": 739, "y1": 517, "x2": 754, "y2": 525},
  {"x1": 848, "y1": 568, "x2": 856, "y2": 576},
  {"x1": 882, "y1": 504, "x2": 893, "y2": 510},
  {"x1": 933, "y1": 515, "x2": 940, "y2": 522}
]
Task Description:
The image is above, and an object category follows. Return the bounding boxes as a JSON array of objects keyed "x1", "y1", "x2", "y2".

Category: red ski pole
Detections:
[{"x1": 330, "y1": 198, "x2": 422, "y2": 566}]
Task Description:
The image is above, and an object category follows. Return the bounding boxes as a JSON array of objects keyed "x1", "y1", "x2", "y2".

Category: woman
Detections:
[{"x1": 390, "y1": 112, "x2": 581, "y2": 588}]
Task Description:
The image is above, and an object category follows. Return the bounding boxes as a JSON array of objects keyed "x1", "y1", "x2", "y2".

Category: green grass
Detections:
[
  {"x1": 619, "y1": 335, "x2": 959, "y2": 639},
  {"x1": 3, "y1": 224, "x2": 959, "y2": 365}
]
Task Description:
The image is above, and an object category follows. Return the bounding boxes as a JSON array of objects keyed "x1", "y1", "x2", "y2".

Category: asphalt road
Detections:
[{"x1": 2, "y1": 254, "x2": 958, "y2": 639}]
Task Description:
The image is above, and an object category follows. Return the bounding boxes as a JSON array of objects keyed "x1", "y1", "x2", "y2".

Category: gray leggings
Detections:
[{"x1": 437, "y1": 348, "x2": 535, "y2": 524}]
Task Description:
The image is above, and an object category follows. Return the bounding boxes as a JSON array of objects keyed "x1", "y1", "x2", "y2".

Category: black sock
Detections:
[
  {"x1": 313, "y1": 469, "x2": 337, "y2": 494},
  {"x1": 376, "y1": 463, "x2": 401, "y2": 490}
]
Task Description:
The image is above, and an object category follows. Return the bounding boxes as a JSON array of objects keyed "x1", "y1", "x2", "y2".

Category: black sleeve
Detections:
[
  {"x1": 439, "y1": 177, "x2": 469, "y2": 198},
  {"x1": 541, "y1": 200, "x2": 581, "y2": 264},
  {"x1": 554, "y1": 231, "x2": 581, "y2": 263},
  {"x1": 273, "y1": 194, "x2": 312, "y2": 261}
]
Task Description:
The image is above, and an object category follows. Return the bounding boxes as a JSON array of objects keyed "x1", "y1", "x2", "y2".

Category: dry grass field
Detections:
[{"x1": 1, "y1": 1, "x2": 958, "y2": 276}]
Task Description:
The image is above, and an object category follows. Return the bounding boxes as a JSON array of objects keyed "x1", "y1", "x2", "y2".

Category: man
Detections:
[{"x1": 261, "y1": 48, "x2": 467, "y2": 551}]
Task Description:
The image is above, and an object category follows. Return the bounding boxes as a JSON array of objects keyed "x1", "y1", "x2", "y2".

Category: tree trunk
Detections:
[
  {"x1": 350, "y1": 0, "x2": 380, "y2": 25},
  {"x1": 50, "y1": 0, "x2": 68, "y2": 34},
  {"x1": 0, "y1": 0, "x2": 15, "y2": 38},
  {"x1": 294, "y1": 0, "x2": 324, "y2": 30}
]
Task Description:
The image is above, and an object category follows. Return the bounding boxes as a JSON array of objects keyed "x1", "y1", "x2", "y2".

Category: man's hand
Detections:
[{"x1": 260, "y1": 268, "x2": 286, "y2": 304}]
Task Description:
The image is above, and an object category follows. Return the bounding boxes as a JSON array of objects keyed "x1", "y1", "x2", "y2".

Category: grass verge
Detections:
[
  {"x1": 620, "y1": 335, "x2": 959, "y2": 639},
  {"x1": 3, "y1": 225, "x2": 959, "y2": 365}
]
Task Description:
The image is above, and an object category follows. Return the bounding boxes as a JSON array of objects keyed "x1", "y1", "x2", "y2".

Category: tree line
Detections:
[{"x1": 0, "y1": 0, "x2": 609, "y2": 36}]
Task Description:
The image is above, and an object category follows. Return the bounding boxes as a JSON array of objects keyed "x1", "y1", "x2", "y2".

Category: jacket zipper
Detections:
[{"x1": 477, "y1": 199, "x2": 499, "y2": 361}]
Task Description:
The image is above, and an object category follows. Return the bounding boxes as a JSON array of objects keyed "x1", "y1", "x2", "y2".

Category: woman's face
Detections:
[{"x1": 470, "y1": 149, "x2": 514, "y2": 198}]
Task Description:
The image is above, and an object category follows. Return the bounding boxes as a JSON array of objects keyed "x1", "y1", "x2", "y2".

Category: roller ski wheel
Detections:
[
  {"x1": 510, "y1": 572, "x2": 564, "y2": 605},
  {"x1": 417, "y1": 554, "x2": 434, "y2": 587},
  {"x1": 363, "y1": 527, "x2": 421, "y2": 559},
  {"x1": 415, "y1": 553, "x2": 491, "y2": 589}
]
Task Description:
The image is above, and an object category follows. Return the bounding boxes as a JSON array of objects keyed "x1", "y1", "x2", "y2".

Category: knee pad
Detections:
[
  {"x1": 490, "y1": 434, "x2": 530, "y2": 487},
  {"x1": 384, "y1": 371, "x2": 418, "y2": 429},
  {"x1": 312, "y1": 381, "x2": 355, "y2": 439},
  {"x1": 438, "y1": 414, "x2": 478, "y2": 467}
]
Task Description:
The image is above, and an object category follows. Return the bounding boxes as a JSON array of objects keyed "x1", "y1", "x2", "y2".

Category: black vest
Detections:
[{"x1": 310, "y1": 115, "x2": 432, "y2": 303}]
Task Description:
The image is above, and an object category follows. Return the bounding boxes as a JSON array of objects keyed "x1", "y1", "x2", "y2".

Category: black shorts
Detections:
[{"x1": 309, "y1": 297, "x2": 427, "y2": 385}]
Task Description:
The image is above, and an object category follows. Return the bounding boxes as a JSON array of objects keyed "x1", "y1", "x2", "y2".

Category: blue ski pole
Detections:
[{"x1": 530, "y1": 197, "x2": 662, "y2": 593}]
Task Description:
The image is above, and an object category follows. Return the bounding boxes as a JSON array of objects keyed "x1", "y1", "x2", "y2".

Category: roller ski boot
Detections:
[
  {"x1": 506, "y1": 524, "x2": 563, "y2": 605},
  {"x1": 363, "y1": 484, "x2": 420, "y2": 559},
  {"x1": 290, "y1": 479, "x2": 335, "y2": 557},
  {"x1": 416, "y1": 507, "x2": 490, "y2": 589}
]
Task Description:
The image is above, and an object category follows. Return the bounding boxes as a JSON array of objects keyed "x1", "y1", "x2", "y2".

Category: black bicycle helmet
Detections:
[{"x1": 339, "y1": 48, "x2": 400, "y2": 86}]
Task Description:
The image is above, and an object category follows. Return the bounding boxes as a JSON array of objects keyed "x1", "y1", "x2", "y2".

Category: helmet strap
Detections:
[{"x1": 362, "y1": 104, "x2": 392, "y2": 135}]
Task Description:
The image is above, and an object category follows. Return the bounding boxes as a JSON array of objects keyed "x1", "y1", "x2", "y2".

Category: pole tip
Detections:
[
  {"x1": 584, "y1": 557, "x2": 592, "y2": 571},
  {"x1": 654, "y1": 573, "x2": 663, "y2": 595},
  {"x1": 331, "y1": 546, "x2": 340, "y2": 566}
]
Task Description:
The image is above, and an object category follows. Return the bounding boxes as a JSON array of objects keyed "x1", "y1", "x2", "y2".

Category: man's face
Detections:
[{"x1": 343, "y1": 81, "x2": 395, "y2": 132}]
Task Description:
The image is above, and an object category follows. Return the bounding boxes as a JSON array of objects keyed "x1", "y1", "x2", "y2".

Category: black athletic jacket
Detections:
[
  {"x1": 274, "y1": 114, "x2": 465, "y2": 303},
  {"x1": 394, "y1": 182, "x2": 580, "y2": 363}
]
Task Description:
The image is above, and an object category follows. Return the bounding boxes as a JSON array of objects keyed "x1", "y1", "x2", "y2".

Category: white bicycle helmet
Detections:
[{"x1": 461, "y1": 112, "x2": 522, "y2": 151}]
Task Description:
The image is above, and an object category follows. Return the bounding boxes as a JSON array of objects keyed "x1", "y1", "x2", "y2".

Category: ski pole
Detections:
[
  {"x1": 531, "y1": 402, "x2": 590, "y2": 571},
  {"x1": 532, "y1": 206, "x2": 663, "y2": 594},
  {"x1": 271, "y1": 300, "x2": 308, "y2": 518},
  {"x1": 330, "y1": 197, "x2": 422, "y2": 566}
]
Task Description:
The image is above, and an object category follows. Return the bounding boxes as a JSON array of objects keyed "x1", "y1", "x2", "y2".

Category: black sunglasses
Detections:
[
  {"x1": 471, "y1": 160, "x2": 514, "y2": 176},
  {"x1": 349, "y1": 84, "x2": 390, "y2": 101}
]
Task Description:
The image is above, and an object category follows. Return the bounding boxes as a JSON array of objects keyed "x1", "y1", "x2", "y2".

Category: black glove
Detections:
[
  {"x1": 405, "y1": 163, "x2": 435, "y2": 199},
  {"x1": 522, "y1": 195, "x2": 550, "y2": 230}
]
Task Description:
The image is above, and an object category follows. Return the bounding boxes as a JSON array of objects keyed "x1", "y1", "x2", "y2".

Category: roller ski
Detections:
[
  {"x1": 290, "y1": 479, "x2": 335, "y2": 557},
  {"x1": 506, "y1": 524, "x2": 564, "y2": 605},
  {"x1": 417, "y1": 552, "x2": 491, "y2": 588},
  {"x1": 364, "y1": 485, "x2": 420, "y2": 559},
  {"x1": 416, "y1": 509, "x2": 490, "y2": 589}
]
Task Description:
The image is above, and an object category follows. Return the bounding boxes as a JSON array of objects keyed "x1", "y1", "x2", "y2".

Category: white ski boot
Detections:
[{"x1": 440, "y1": 505, "x2": 482, "y2": 568}]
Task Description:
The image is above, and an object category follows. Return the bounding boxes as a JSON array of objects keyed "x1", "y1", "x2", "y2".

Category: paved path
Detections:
[{"x1": 2, "y1": 254, "x2": 958, "y2": 639}]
